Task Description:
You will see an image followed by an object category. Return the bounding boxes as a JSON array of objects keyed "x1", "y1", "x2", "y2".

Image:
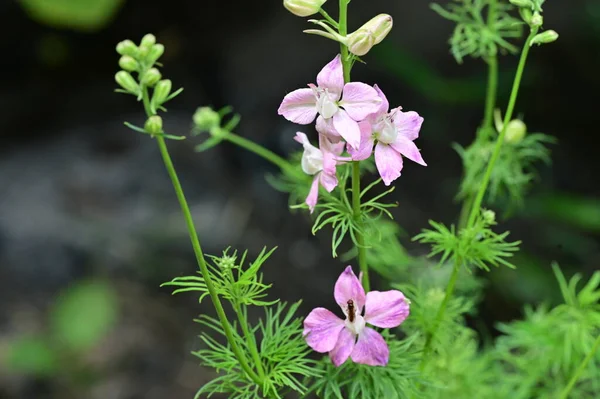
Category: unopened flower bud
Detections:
[
  {"x1": 140, "y1": 34, "x2": 156, "y2": 48},
  {"x1": 283, "y1": 0, "x2": 326, "y2": 17},
  {"x1": 482, "y1": 209, "x2": 496, "y2": 225},
  {"x1": 115, "y1": 71, "x2": 139, "y2": 94},
  {"x1": 509, "y1": 0, "x2": 533, "y2": 8},
  {"x1": 118, "y1": 55, "x2": 138, "y2": 72},
  {"x1": 146, "y1": 44, "x2": 165, "y2": 65},
  {"x1": 141, "y1": 68, "x2": 161, "y2": 87},
  {"x1": 144, "y1": 115, "x2": 163, "y2": 134},
  {"x1": 358, "y1": 14, "x2": 393, "y2": 45},
  {"x1": 504, "y1": 119, "x2": 527, "y2": 144},
  {"x1": 347, "y1": 29, "x2": 375, "y2": 56},
  {"x1": 193, "y1": 107, "x2": 220, "y2": 132},
  {"x1": 530, "y1": 11, "x2": 543, "y2": 28},
  {"x1": 153, "y1": 79, "x2": 172, "y2": 105},
  {"x1": 116, "y1": 40, "x2": 138, "y2": 57},
  {"x1": 530, "y1": 30, "x2": 559, "y2": 46}
]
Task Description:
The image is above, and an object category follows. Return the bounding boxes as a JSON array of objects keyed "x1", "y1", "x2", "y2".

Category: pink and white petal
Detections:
[
  {"x1": 316, "y1": 55, "x2": 344, "y2": 99},
  {"x1": 278, "y1": 88, "x2": 318, "y2": 124},
  {"x1": 316, "y1": 116, "x2": 343, "y2": 143},
  {"x1": 393, "y1": 109, "x2": 423, "y2": 141},
  {"x1": 347, "y1": 121, "x2": 375, "y2": 161},
  {"x1": 374, "y1": 142, "x2": 403, "y2": 186},
  {"x1": 390, "y1": 135, "x2": 427, "y2": 166},
  {"x1": 303, "y1": 307, "x2": 345, "y2": 353},
  {"x1": 305, "y1": 175, "x2": 320, "y2": 213},
  {"x1": 319, "y1": 133, "x2": 345, "y2": 156},
  {"x1": 321, "y1": 150, "x2": 337, "y2": 176},
  {"x1": 329, "y1": 327, "x2": 356, "y2": 367},
  {"x1": 334, "y1": 266, "x2": 366, "y2": 314},
  {"x1": 332, "y1": 110, "x2": 361, "y2": 150},
  {"x1": 373, "y1": 84, "x2": 390, "y2": 116},
  {"x1": 339, "y1": 82, "x2": 381, "y2": 121},
  {"x1": 350, "y1": 327, "x2": 389, "y2": 366},
  {"x1": 364, "y1": 290, "x2": 410, "y2": 328},
  {"x1": 294, "y1": 131, "x2": 310, "y2": 145},
  {"x1": 319, "y1": 170, "x2": 338, "y2": 192}
]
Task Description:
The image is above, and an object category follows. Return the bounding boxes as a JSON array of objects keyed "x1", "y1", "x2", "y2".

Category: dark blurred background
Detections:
[{"x1": 0, "y1": 0, "x2": 599, "y2": 398}]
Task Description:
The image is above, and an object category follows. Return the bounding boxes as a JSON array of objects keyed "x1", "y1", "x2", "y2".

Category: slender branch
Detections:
[
  {"x1": 141, "y1": 88, "x2": 262, "y2": 385},
  {"x1": 559, "y1": 334, "x2": 600, "y2": 399},
  {"x1": 234, "y1": 302, "x2": 267, "y2": 380},
  {"x1": 222, "y1": 131, "x2": 297, "y2": 175},
  {"x1": 483, "y1": 55, "x2": 498, "y2": 132}
]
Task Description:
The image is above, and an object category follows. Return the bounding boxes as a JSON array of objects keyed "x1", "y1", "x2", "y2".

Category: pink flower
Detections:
[
  {"x1": 294, "y1": 132, "x2": 345, "y2": 213},
  {"x1": 303, "y1": 266, "x2": 410, "y2": 367},
  {"x1": 278, "y1": 55, "x2": 381, "y2": 149},
  {"x1": 348, "y1": 85, "x2": 427, "y2": 186}
]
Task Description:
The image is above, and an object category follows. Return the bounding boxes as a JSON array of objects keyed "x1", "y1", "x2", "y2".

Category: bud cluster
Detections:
[{"x1": 510, "y1": 0, "x2": 559, "y2": 45}]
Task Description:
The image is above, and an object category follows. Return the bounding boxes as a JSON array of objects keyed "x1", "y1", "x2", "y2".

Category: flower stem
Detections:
[
  {"x1": 465, "y1": 28, "x2": 538, "y2": 229},
  {"x1": 221, "y1": 131, "x2": 296, "y2": 175},
  {"x1": 338, "y1": 0, "x2": 370, "y2": 291},
  {"x1": 141, "y1": 88, "x2": 263, "y2": 385},
  {"x1": 483, "y1": 55, "x2": 498, "y2": 132},
  {"x1": 234, "y1": 302, "x2": 267, "y2": 380},
  {"x1": 559, "y1": 334, "x2": 600, "y2": 399}
]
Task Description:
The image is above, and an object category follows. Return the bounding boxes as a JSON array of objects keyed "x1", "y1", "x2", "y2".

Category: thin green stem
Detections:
[
  {"x1": 483, "y1": 55, "x2": 498, "y2": 131},
  {"x1": 338, "y1": 0, "x2": 369, "y2": 290},
  {"x1": 352, "y1": 162, "x2": 370, "y2": 292},
  {"x1": 465, "y1": 28, "x2": 538, "y2": 229},
  {"x1": 141, "y1": 88, "x2": 263, "y2": 385},
  {"x1": 234, "y1": 302, "x2": 267, "y2": 380},
  {"x1": 559, "y1": 334, "x2": 600, "y2": 399},
  {"x1": 319, "y1": 8, "x2": 339, "y2": 28},
  {"x1": 222, "y1": 131, "x2": 296, "y2": 174}
]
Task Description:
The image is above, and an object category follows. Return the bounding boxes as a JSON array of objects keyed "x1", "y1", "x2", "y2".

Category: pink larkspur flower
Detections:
[
  {"x1": 348, "y1": 85, "x2": 427, "y2": 186},
  {"x1": 278, "y1": 55, "x2": 381, "y2": 149},
  {"x1": 303, "y1": 266, "x2": 410, "y2": 367},
  {"x1": 294, "y1": 132, "x2": 345, "y2": 213}
]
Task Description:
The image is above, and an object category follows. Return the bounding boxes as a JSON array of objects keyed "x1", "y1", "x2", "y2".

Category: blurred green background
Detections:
[{"x1": 0, "y1": 0, "x2": 599, "y2": 398}]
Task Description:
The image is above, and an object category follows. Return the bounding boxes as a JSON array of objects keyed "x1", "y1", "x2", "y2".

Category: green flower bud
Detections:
[
  {"x1": 283, "y1": 0, "x2": 326, "y2": 17},
  {"x1": 530, "y1": 11, "x2": 543, "y2": 28},
  {"x1": 118, "y1": 55, "x2": 139, "y2": 72},
  {"x1": 509, "y1": 0, "x2": 533, "y2": 8},
  {"x1": 347, "y1": 29, "x2": 376, "y2": 56},
  {"x1": 144, "y1": 115, "x2": 163, "y2": 135},
  {"x1": 482, "y1": 209, "x2": 496, "y2": 225},
  {"x1": 115, "y1": 71, "x2": 140, "y2": 94},
  {"x1": 116, "y1": 40, "x2": 138, "y2": 57},
  {"x1": 193, "y1": 107, "x2": 220, "y2": 132},
  {"x1": 140, "y1": 34, "x2": 156, "y2": 48},
  {"x1": 504, "y1": 119, "x2": 527, "y2": 144},
  {"x1": 152, "y1": 79, "x2": 172, "y2": 106},
  {"x1": 357, "y1": 14, "x2": 393, "y2": 45},
  {"x1": 530, "y1": 30, "x2": 559, "y2": 46},
  {"x1": 146, "y1": 44, "x2": 165, "y2": 65},
  {"x1": 141, "y1": 68, "x2": 162, "y2": 87}
]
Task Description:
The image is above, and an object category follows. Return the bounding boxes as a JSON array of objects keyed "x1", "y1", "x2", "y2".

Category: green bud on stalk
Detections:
[
  {"x1": 146, "y1": 44, "x2": 165, "y2": 66},
  {"x1": 509, "y1": 0, "x2": 534, "y2": 8},
  {"x1": 142, "y1": 68, "x2": 162, "y2": 87},
  {"x1": 116, "y1": 40, "x2": 138, "y2": 57},
  {"x1": 115, "y1": 71, "x2": 140, "y2": 94},
  {"x1": 118, "y1": 55, "x2": 139, "y2": 72},
  {"x1": 144, "y1": 115, "x2": 163, "y2": 135},
  {"x1": 283, "y1": 0, "x2": 326, "y2": 17},
  {"x1": 346, "y1": 14, "x2": 393, "y2": 56},
  {"x1": 530, "y1": 30, "x2": 559, "y2": 46},
  {"x1": 152, "y1": 79, "x2": 172, "y2": 106},
  {"x1": 193, "y1": 107, "x2": 221, "y2": 132},
  {"x1": 504, "y1": 119, "x2": 527, "y2": 144}
]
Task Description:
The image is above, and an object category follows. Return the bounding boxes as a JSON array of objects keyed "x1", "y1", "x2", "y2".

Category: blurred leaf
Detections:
[
  {"x1": 6, "y1": 336, "x2": 58, "y2": 376},
  {"x1": 51, "y1": 280, "x2": 118, "y2": 351},
  {"x1": 19, "y1": 0, "x2": 124, "y2": 31},
  {"x1": 526, "y1": 194, "x2": 600, "y2": 232}
]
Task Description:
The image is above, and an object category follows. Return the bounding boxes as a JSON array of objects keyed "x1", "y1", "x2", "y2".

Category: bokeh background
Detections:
[{"x1": 1, "y1": 0, "x2": 599, "y2": 398}]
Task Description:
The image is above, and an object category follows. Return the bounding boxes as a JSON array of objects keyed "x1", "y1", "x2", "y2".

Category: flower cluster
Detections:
[
  {"x1": 303, "y1": 266, "x2": 410, "y2": 366},
  {"x1": 278, "y1": 55, "x2": 426, "y2": 211}
]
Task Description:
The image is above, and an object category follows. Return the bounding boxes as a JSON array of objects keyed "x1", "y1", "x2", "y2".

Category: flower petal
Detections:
[
  {"x1": 316, "y1": 116, "x2": 343, "y2": 143},
  {"x1": 278, "y1": 88, "x2": 318, "y2": 124},
  {"x1": 390, "y1": 136, "x2": 427, "y2": 166},
  {"x1": 334, "y1": 266, "x2": 366, "y2": 314},
  {"x1": 303, "y1": 307, "x2": 345, "y2": 353},
  {"x1": 305, "y1": 175, "x2": 320, "y2": 213},
  {"x1": 374, "y1": 142, "x2": 403, "y2": 186},
  {"x1": 332, "y1": 110, "x2": 361, "y2": 150},
  {"x1": 364, "y1": 290, "x2": 410, "y2": 328},
  {"x1": 319, "y1": 133, "x2": 345, "y2": 156},
  {"x1": 319, "y1": 171, "x2": 338, "y2": 192},
  {"x1": 316, "y1": 55, "x2": 344, "y2": 98},
  {"x1": 339, "y1": 82, "x2": 381, "y2": 121},
  {"x1": 373, "y1": 84, "x2": 390, "y2": 116},
  {"x1": 347, "y1": 121, "x2": 374, "y2": 161},
  {"x1": 350, "y1": 327, "x2": 389, "y2": 366},
  {"x1": 393, "y1": 109, "x2": 423, "y2": 141},
  {"x1": 329, "y1": 327, "x2": 355, "y2": 367}
]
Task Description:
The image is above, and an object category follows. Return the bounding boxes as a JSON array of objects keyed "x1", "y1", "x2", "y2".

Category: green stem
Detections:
[
  {"x1": 234, "y1": 302, "x2": 267, "y2": 380},
  {"x1": 352, "y1": 162, "x2": 370, "y2": 292},
  {"x1": 222, "y1": 131, "x2": 296, "y2": 174},
  {"x1": 559, "y1": 334, "x2": 600, "y2": 399},
  {"x1": 483, "y1": 55, "x2": 498, "y2": 131},
  {"x1": 319, "y1": 8, "x2": 339, "y2": 28},
  {"x1": 338, "y1": 0, "x2": 369, "y2": 290},
  {"x1": 465, "y1": 28, "x2": 538, "y2": 229},
  {"x1": 141, "y1": 88, "x2": 263, "y2": 385}
]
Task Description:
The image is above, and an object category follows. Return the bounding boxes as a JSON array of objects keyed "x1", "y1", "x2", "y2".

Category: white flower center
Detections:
[
  {"x1": 315, "y1": 90, "x2": 339, "y2": 119},
  {"x1": 301, "y1": 144, "x2": 323, "y2": 175},
  {"x1": 345, "y1": 314, "x2": 366, "y2": 336},
  {"x1": 377, "y1": 117, "x2": 398, "y2": 144}
]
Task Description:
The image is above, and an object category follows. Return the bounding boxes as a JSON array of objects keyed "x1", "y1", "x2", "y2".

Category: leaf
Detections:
[
  {"x1": 6, "y1": 336, "x2": 58, "y2": 376},
  {"x1": 51, "y1": 280, "x2": 118, "y2": 351},
  {"x1": 19, "y1": 0, "x2": 125, "y2": 31}
]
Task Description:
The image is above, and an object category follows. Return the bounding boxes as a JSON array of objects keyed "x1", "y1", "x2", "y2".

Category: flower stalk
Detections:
[{"x1": 559, "y1": 333, "x2": 600, "y2": 399}]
